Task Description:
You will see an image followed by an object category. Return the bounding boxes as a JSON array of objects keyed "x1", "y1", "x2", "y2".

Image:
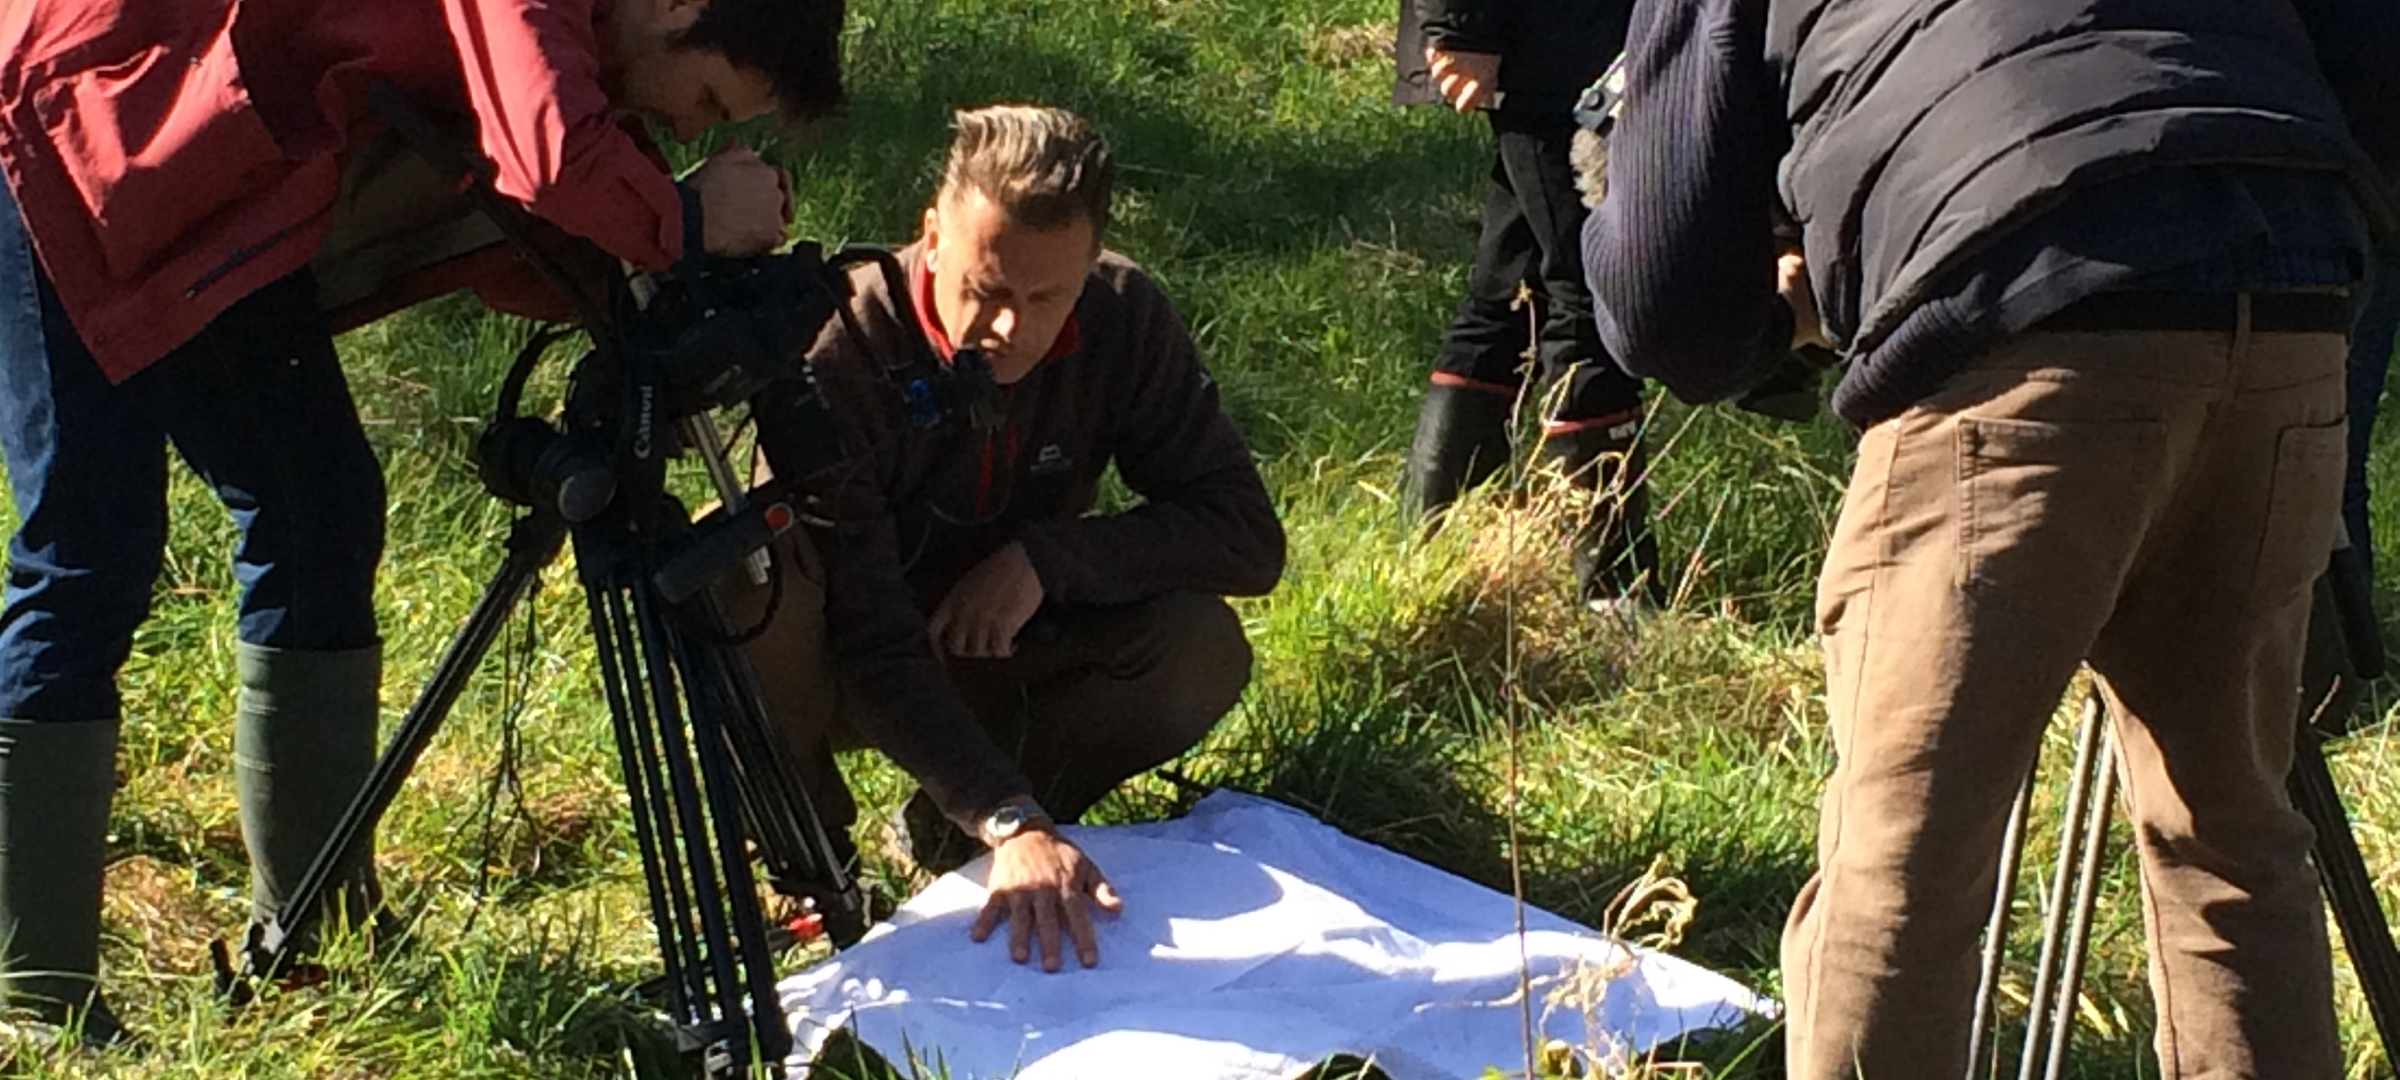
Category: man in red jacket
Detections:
[{"x1": 0, "y1": 0, "x2": 843, "y2": 1045}]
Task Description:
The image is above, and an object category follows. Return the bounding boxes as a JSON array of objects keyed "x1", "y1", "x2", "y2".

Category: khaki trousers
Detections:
[
  {"x1": 1783, "y1": 312, "x2": 2348, "y2": 1079},
  {"x1": 727, "y1": 530, "x2": 1251, "y2": 847}
]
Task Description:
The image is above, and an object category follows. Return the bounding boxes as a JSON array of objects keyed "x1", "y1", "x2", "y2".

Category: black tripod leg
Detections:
[
  {"x1": 589, "y1": 578, "x2": 708, "y2": 1021},
  {"x1": 587, "y1": 510, "x2": 867, "y2": 1076},
  {"x1": 2293, "y1": 561, "x2": 2400, "y2": 1072},
  {"x1": 681, "y1": 586, "x2": 866, "y2": 945},
  {"x1": 629, "y1": 582, "x2": 752, "y2": 1041},
  {"x1": 226, "y1": 514, "x2": 568, "y2": 986},
  {"x1": 669, "y1": 620, "x2": 797, "y2": 1067},
  {"x1": 2291, "y1": 729, "x2": 2400, "y2": 1074}
]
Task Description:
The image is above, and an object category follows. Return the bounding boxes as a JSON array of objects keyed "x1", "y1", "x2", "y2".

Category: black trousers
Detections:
[{"x1": 1432, "y1": 111, "x2": 1643, "y2": 422}]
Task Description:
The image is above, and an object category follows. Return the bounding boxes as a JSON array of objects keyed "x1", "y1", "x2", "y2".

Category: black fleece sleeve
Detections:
[
  {"x1": 1582, "y1": 0, "x2": 1790, "y2": 404},
  {"x1": 797, "y1": 307, "x2": 1035, "y2": 827},
  {"x1": 807, "y1": 463, "x2": 1033, "y2": 825},
  {"x1": 1016, "y1": 274, "x2": 1285, "y2": 606},
  {"x1": 1415, "y1": 0, "x2": 1513, "y2": 55}
]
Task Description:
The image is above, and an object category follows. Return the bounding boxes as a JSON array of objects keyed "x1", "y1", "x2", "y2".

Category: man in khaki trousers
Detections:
[{"x1": 1583, "y1": 0, "x2": 2395, "y2": 1074}]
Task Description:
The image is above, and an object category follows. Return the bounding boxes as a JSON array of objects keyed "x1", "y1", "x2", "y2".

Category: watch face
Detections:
[{"x1": 984, "y1": 804, "x2": 1028, "y2": 842}]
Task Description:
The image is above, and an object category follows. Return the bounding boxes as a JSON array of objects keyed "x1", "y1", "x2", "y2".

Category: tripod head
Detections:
[{"x1": 473, "y1": 241, "x2": 1000, "y2": 530}]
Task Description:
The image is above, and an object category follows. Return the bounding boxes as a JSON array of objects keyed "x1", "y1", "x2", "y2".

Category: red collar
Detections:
[{"x1": 908, "y1": 254, "x2": 1082, "y2": 366}]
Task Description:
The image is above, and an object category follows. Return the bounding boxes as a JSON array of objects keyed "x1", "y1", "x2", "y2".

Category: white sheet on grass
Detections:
[{"x1": 779, "y1": 791, "x2": 1773, "y2": 1079}]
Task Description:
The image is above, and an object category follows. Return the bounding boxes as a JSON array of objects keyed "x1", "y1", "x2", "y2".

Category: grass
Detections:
[{"x1": 12, "y1": 0, "x2": 2400, "y2": 1076}]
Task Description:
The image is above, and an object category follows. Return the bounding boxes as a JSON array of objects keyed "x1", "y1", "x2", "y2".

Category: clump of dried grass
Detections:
[
  {"x1": 1532, "y1": 856, "x2": 1705, "y2": 1078},
  {"x1": 1305, "y1": 21, "x2": 1395, "y2": 68}
]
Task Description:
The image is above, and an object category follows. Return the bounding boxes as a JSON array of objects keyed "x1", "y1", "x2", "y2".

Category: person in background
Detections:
[{"x1": 1391, "y1": 0, "x2": 1660, "y2": 613}]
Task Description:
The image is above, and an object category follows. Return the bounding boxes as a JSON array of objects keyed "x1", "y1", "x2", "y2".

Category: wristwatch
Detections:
[{"x1": 976, "y1": 796, "x2": 1053, "y2": 848}]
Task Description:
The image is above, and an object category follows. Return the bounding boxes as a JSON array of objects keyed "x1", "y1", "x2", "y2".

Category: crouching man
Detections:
[{"x1": 730, "y1": 104, "x2": 1285, "y2": 972}]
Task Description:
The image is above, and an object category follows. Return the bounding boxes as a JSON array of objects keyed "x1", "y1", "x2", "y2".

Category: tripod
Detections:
[
  {"x1": 207, "y1": 82, "x2": 888, "y2": 1079},
  {"x1": 1964, "y1": 538, "x2": 2400, "y2": 1079}
]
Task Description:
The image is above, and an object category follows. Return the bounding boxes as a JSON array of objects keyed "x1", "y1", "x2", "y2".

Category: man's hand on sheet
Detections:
[
  {"x1": 971, "y1": 828, "x2": 1124, "y2": 971},
  {"x1": 928, "y1": 541, "x2": 1045, "y2": 659}
]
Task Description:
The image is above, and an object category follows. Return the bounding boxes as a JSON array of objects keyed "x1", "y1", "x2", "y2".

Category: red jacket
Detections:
[{"x1": 0, "y1": 0, "x2": 687, "y2": 380}]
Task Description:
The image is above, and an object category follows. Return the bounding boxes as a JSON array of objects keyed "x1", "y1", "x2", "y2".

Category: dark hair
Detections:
[{"x1": 674, "y1": 0, "x2": 849, "y2": 122}]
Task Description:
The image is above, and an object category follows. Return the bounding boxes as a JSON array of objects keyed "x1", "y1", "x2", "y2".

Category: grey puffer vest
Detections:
[{"x1": 1770, "y1": 0, "x2": 2374, "y2": 354}]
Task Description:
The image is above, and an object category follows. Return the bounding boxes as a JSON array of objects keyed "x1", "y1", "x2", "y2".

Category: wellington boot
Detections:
[
  {"x1": 234, "y1": 643, "x2": 388, "y2": 954},
  {"x1": 1537, "y1": 415, "x2": 1665, "y2": 612},
  {"x1": 1404, "y1": 380, "x2": 1518, "y2": 527},
  {"x1": 0, "y1": 716, "x2": 128, "y2": 1047}
]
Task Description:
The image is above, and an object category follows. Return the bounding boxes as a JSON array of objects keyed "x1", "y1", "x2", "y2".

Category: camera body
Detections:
[
  {"x1": 477, "y1": 243, "x2": 1015, "y2": 528},
  {"x1": 475, "y1": 245, "x2": 862, "y2": 522}
]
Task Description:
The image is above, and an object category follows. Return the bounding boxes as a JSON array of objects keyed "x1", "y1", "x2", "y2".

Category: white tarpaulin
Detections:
[{"x1": 780, "y1": 791, "x2": 1773, "y2": 1079}]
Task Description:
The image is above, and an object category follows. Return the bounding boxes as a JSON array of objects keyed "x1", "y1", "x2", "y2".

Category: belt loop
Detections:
[
  {"x1": 2233, "y1": 292, "x2": 2254, "y2": 368},
  {"x1": 2226, "y1": 291, "x2": 2259, "y2": 392}
]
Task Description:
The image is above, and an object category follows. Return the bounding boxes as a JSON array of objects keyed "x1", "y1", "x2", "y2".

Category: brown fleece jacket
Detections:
[{"x1": 788, "y1": 240, "x2": 1285, "y2": 824}]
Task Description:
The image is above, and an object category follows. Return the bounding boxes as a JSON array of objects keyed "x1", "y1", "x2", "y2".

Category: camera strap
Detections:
[{"x1": 822, "y1": 247, "x2": 1001, "y2": 432}]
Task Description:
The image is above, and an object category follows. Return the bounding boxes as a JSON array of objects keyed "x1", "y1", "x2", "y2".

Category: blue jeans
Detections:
[
  {"x1": 0, "y1": 184, "x2": 384, "y2": 722},
  {"x1": 2346, "y1": 251, "x2": 2400, "y2": 577}
]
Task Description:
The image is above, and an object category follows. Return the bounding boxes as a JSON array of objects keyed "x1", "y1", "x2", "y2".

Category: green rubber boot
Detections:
[
  {"x1": 0, "y1": 716, "x2": 126, "y2": 1046},
  {"x1": 233, "y1": 644, "x2": 385, "y2": 951}
]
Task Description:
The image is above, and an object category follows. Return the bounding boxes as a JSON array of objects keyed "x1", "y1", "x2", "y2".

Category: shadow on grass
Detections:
[
  {"x1": 373, "y1": 931, "x2": 691, "y2": 1080},
  {"x1": 1180, "y1": 643, "x2": 1789, "y2": 983},
  {"x1": 790, "y1": 6, "x2": 1485, "y2": 263}
]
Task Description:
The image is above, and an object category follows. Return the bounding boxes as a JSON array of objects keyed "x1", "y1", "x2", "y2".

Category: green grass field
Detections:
[{"x1": 14, "y1": 0, "x2": 2400, "y2": 1076}]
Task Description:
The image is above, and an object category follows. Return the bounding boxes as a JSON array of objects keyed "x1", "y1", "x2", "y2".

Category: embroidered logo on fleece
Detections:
[{"x1": 1030, "y1": 443, "x2": 1073, "y2": 476}]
